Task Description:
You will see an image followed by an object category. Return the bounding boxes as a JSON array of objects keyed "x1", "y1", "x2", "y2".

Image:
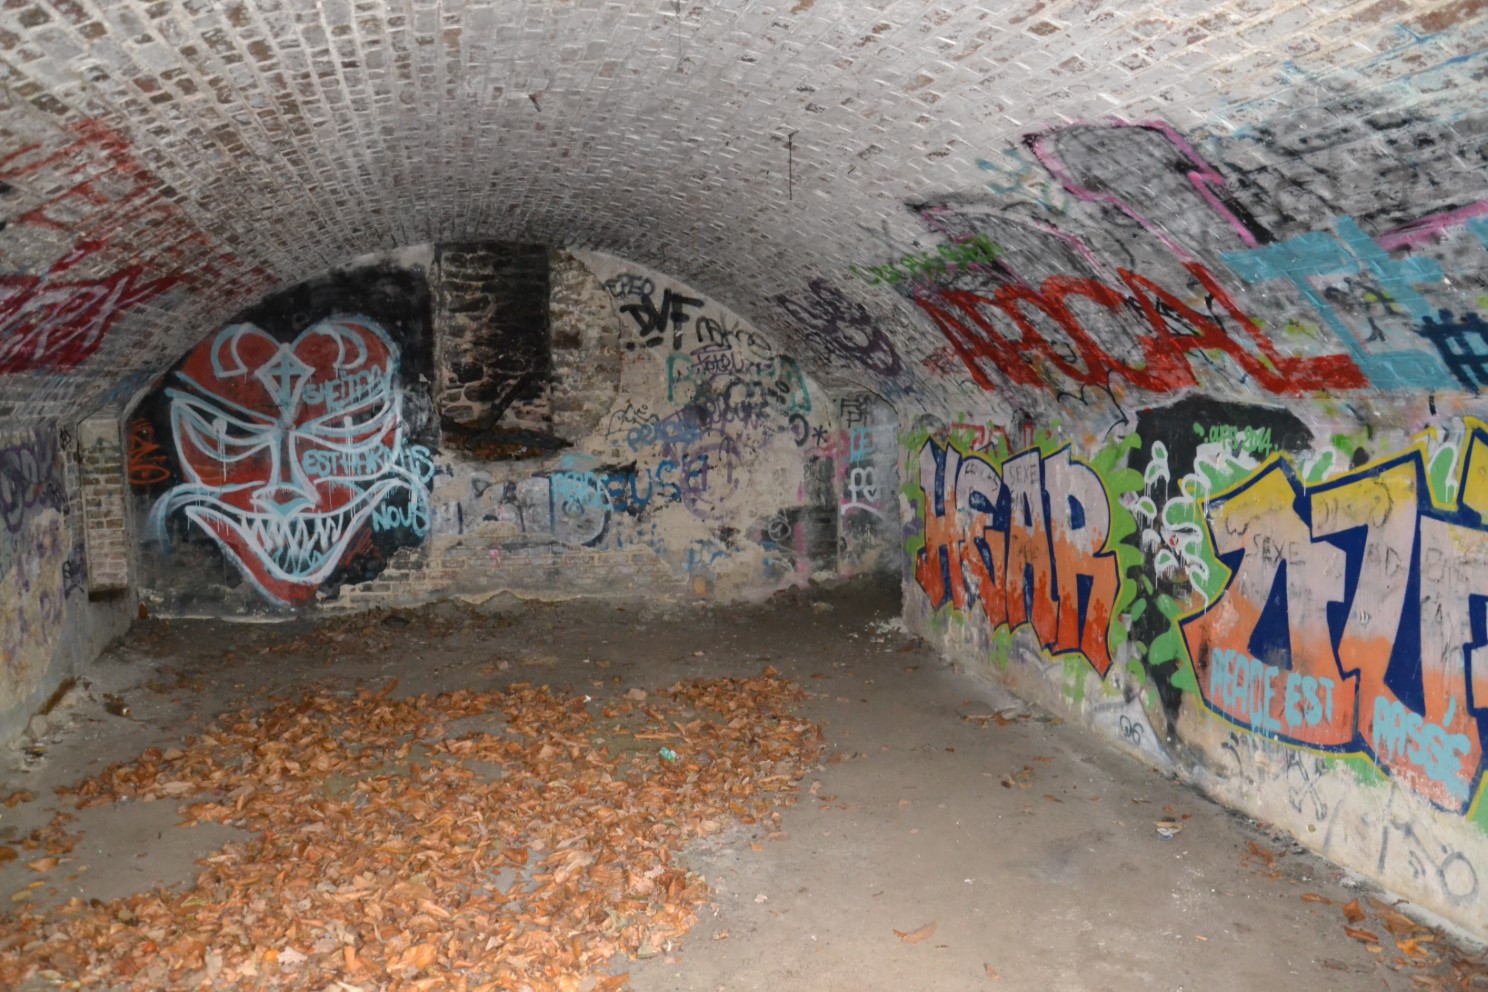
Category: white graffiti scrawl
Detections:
[{"x1": 150, "y1": 315, "x2": 430, "y2": 606}]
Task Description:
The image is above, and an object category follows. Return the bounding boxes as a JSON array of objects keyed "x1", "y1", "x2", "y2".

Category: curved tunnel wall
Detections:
[
  {"x1": 2, "y1": 0, "x2": 1488, "y2": 937},
  {"x1": 125, "y1": 246, "x2": 899, "y2": 615}
]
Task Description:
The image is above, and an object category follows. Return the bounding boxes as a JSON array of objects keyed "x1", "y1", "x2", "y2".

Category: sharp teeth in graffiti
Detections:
[
  {"x1": 177, "y1": 477, "x2": 411, "y2": 584},
  {"x1": 146, "y1": 314, "x2": 433, "y2": 606}
]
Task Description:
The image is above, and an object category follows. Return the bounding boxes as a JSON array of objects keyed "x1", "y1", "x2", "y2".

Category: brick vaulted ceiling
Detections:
[{"x1": 0, "y1": 1, "x2": 1483, "y2": 424}]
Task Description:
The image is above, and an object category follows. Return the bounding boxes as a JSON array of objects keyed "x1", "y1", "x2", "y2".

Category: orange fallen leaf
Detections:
[
  {"x1": 25, "y1": 856, "x2": 60, "y2": 872},
  {"x1": 1343, "y1": 899, "x2": 1365, "y2": 923},
  {"x1": 1301, "y1": 893, "x2": 1334, "y2": 905},
  {"x1": 894, "y1": 922, "x2": 937, "y2": 944},
  {"x1": 1369, "y1": 898, "x2": 1427, "y2": 936},
  {"x1": 5, "y1": 663, "x2": 824, "y2": 992},
  {"x1": 1397, "y1": 935, "x2": 1435, "y2": 957},
  {"x1": 394, "y1": 942, "x2": 437, "y2": 971},
  {"x1": 0, "y1": 846, "x2": 17, "y2": 864},
  {"x1": 418, "y1": 898, "x2": 453, "y2": 920},
  {"x1": 1345, "y1": 926, "x2": 1381, "y2": 944},
  {"x1": 984, "y1": 963, "x2": 1001, "y2": 980}
]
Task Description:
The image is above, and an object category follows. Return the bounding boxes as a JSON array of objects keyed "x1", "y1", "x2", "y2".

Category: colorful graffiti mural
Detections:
[
  {"x1": 912, "y1": 436, "x2": 1121, "y2": 676},
  {"x1": 1181, "y1": 423, "x2": 1488, "y2": 813},
  {"x1": 901, "y1": 116, "x2": 1488, "y2": 403},
  {"x1": 908, "y1": 414, "x2": 1488, "y2": 830},
  {"x1": 146, "y1": 315, "x2": 432, "y2": 607}
]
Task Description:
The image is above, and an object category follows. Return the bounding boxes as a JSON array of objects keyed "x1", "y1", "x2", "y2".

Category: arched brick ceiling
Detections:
[{"x1": 0, "y1": 0, "x2": 1482, "y2": 423}]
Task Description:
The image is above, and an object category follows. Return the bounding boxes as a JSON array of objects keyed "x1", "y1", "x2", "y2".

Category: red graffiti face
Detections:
[{"x1": 154, "y1": 316, "x2": 421, "y2": 605}]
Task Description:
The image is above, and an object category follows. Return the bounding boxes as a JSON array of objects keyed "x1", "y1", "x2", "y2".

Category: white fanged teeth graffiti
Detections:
[
  {"x1": 184, "y1": 480, "x2": 401, "y2": 586},
  {"x1": 148, "y1": 315, "x2": 431, "y2": 607}
]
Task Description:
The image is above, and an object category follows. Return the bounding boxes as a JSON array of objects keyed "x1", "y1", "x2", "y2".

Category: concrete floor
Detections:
[{"x1": 1, "y1": 577, "x2": 1479, "y2": 990}]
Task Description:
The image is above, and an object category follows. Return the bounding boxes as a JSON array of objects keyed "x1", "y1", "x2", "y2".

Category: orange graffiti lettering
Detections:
[
  {"x1": 1183, "y1": 429, "x2": 1488, "y2": 812},
  {"x1": 914, "y1": 437, "x2": 1120, "y2": 676},
  {"x1": 127, "y1": 418, "x2": 172, "y2": 488}
]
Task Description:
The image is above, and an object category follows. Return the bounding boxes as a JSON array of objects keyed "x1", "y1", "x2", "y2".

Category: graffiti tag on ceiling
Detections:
[
  {"x1": 913, "y1": 261, "x2": 1368, "y2": 397},
  {"x1": 906, "y1": 119, "x2": 1488, "y2": 398},
  {"x1": 0, "y1": 119, "x2": 270, "y2": 375}
]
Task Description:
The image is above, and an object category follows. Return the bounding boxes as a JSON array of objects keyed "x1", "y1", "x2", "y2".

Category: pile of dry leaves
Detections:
[
  {"x1": 1303, "y1": 891, "x2": 1488, "y2": 989},
  {"x1": 0, "y1": 667, "x2": 821, "y2": 991}
]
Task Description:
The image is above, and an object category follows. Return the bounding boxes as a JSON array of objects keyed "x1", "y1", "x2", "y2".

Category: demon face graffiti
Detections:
[{"x1": 150, "y1": 315, "x2": 428, "y2": 606}]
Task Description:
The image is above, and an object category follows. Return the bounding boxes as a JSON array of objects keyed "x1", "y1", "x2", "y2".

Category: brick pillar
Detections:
[
  {"x1": 432, "y1": 242, "x2": 556, "y2": 458},
  {"x1": 549, "y1": 249, "x2": 624, "y2": 440},
  {"x1": 78, "y1": 416, "x2": 129, "y2": 593}
]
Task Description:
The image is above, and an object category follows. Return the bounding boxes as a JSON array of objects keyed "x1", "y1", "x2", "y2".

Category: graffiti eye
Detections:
[
  {"x1": 302, "y1": 394, "x2": 393, "y2": 437},
  {"x1": 194, "y1": 419, "x2": 267, "y2": 459},
  {"x1": 341, "y1": 403, "x2": 387, "y2": 429},
  {"x1": 172, "y1": 399, "x2": 273, "y2": 462}
]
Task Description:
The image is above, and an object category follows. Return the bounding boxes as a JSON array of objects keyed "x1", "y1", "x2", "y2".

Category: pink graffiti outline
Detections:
[
  {"x1": 1028, "y1": 118, "x2": 1261, "y2": 261},
  {"x1": 1377, "y1": 201, "x2": 1488, "y2": 252}
]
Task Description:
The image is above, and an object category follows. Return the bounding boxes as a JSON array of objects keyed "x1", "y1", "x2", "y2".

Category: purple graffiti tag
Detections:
[
  {"x1": 773, "y1": 279, "x2": 903, "y2": 379},
  {"x1": 0, "y1": 430, "x2": 65, "y2": 534}
]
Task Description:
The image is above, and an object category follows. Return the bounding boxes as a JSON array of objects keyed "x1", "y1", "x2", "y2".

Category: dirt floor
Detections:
[{"x1": 1, "y1": 576, "x2": 1485, "y2": 991}]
